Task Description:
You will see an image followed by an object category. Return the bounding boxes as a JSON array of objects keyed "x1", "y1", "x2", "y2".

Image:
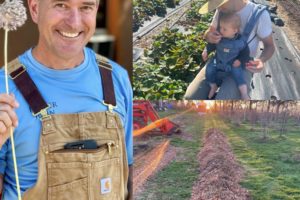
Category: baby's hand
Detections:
[
  {"x1": 233, "y1": 60, "x2": 241, "y2": 67},
  {"x1": 202, "y1": 51, "x2": 208, "y2": 61},
  {"x1": 206, "y1": 27, "x2": 222, "y2": 44}
]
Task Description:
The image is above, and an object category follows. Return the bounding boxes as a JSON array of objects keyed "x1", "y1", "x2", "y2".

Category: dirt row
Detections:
[
  {"x1": 133, "y1": 139, "x2": 176, "y2": 198},
  {"x1": 190, "y1": 128, "x2": 250, "y2": 200},
  {"x1": 276, "y1": 0, "x2": 300, "y2": 52},
  {"x1": 133, "y1": 1, "x2": 191, "y2": 49}
]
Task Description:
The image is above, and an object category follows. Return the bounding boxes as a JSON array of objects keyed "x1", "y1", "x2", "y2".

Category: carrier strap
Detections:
[
  {"x1": 242, "y1": 4, "x2": 267, "y2": 41},
  {"x1": 216, "y1": 3, "x2": 268, "y2": 43}
]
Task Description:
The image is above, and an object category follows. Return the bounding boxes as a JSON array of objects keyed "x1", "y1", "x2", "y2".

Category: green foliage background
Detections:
[{"x1": 134, "y1": 0, "x2": 213, "y2": 99}]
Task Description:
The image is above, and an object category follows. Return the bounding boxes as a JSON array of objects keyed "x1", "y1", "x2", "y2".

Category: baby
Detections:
[{"x1": 202, "y1": 12, "x2": 251, "y2": 100}]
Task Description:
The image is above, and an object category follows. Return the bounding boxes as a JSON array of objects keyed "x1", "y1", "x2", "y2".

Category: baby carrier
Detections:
[{"x1": 213, "y1": 2, "x2": 268, "y2": 71}]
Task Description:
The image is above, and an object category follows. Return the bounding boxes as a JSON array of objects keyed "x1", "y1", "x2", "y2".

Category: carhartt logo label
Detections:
[
  {"x1": 101, "y1": 178, "x2": 112, "y2": 194},
  {"x1": 223, "y1": 48, "x2": 230, "y2": 53}
]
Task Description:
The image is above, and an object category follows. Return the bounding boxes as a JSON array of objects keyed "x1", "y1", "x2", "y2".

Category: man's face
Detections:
[{"x1": 29, "y1": 0, "x2": 98, "y2": 59}]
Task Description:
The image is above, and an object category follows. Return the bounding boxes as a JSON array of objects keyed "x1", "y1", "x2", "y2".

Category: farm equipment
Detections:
[{"x1": 133, "y1": 100, "x2": 180, "y2": 135}]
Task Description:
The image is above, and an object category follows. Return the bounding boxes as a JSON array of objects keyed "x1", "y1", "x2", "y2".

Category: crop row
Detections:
[
  {"x1": 133, "y1": 0, "x2": 180, "y2": 32},
  {"x1": 133, "y1": 0, "x2": 213, "y2": 99}
]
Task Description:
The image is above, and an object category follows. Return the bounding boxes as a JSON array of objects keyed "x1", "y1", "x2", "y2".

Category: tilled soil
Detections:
[
  {"x1": 133, "y1": 140, "x2": 176, "y2": 198},
  {"x1": 133, "y1": 1, "x2": 191, "y2": 49},
  {"x1": 276, "y1": 0, "x2": 300, "y2": 52},
  {"x1": 190, "y1": 129, "x2": 250, "y2": 200}
]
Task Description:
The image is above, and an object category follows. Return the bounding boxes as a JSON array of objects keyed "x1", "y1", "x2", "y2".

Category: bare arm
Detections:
[
  {"x1": 246, "y1": 34, "x2": 275, "y2": 73},
  {"x1": 259, "y1": 34, "x2": 275, "y2": 63}
]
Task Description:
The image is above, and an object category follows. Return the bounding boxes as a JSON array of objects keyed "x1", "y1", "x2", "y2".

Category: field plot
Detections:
[{"x1": 133, "y1": 101, "x2": 300, "y2": 199}]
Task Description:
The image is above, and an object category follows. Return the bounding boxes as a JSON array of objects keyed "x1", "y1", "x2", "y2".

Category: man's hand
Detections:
[
  {"x1": 0, "y1": 173, "x2": 3, "y2": 197},
  {"x1": 205, "y1": 26, "x2": 222, "y2": 44},
  {"x1": 233, "y1": 60, "x2": 241, "y2": 67},
  {"x1": 245, "y1": 34, "x2": 274, "y2": 73},
  {"x1": 246, "y1": 59, "x2": 264, "y2": 73},
  {"x1": 0, "y1": 94, "x2": 19, "y2": 148}
]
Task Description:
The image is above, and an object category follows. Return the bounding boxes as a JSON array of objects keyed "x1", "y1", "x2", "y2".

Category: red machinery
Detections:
[{"x1": 133, "y1": 100, "x2": 179, "y2": 134}]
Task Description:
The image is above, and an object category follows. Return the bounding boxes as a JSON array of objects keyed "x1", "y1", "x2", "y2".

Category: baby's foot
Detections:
[
  {"x1": 241, "y1": 93, "x2": 250, "y2": 100},
  {"x1": 239, "y1": 84, "x2": 249, "y2": 100},
  {"x1": 208, "y1": 84, "x2": 218, "y2": 99}
]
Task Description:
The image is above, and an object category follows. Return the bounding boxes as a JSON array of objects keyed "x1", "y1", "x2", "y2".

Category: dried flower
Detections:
[
  {"x1": 0, "y1": 2, "x2": 27, "y2": 200},
  {"x1": 0, "y1": 0, "x2": 27, "y2": 31}
]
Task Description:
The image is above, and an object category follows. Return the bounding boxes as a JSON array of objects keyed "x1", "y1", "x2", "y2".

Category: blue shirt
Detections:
[{"x1": 0, "y1": 47, "x2": 133, "y2": 199}]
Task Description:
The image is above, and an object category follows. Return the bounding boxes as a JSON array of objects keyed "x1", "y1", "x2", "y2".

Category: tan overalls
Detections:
[{"x1": 8, "y1": 55, "x2": 128, "y2": 200}]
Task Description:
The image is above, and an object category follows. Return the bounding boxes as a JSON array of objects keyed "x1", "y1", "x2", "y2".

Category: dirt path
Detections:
[
  {"x1": 133, "y1": 0, "x2": 192, "y2": 48},
  {"x1": 133, "y1": 139, "x2": 176, "y2": 198},
  {"x1": 276, "y1": 0, "x2": 300, "y2": 53},
  {"x1": 190, "y1": 128, "x2": 250, "y2": 200}
]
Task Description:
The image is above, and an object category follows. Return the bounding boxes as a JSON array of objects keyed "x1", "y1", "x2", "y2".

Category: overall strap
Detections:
[
  {"x1": 242, "y1": 4, "x2": 268, "y2": 43},
  {"x1": 96, "y1": 54, "x2": 117, "y2": 109},
  {"x1": 8, "y1": 58, "x2": 49, "y2": 119},
  {"x1": 8, "y1": 54, "x2": 117, "y2": 118}
]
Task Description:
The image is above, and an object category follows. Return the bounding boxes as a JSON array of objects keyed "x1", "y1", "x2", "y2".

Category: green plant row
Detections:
[
  {"x1": 133, "y1": 0, "x2": 180, "y2": 32},
  {"x1": 133, "y1": 12, "x2": 213, "y2": 99},
  {"x1": 186, "y1": 0, "x2": 208, "y2": 21}
]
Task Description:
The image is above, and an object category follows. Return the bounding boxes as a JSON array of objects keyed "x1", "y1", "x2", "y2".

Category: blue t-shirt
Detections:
[{"x1": 0, "y1": 47, "x2": 133, "y2": 199}]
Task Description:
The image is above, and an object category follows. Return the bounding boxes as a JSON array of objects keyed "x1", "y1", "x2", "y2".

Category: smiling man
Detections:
[{"x1": 0, "y1": 0, "x2": 133, "y2": 199}]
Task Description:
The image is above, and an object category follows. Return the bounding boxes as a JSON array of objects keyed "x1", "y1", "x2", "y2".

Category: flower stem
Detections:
[
  {"x1": 4, "y1": 30, "x2": 9, "y2": 94},
  {"x1": 4, "y1": 29, "x2": 22, "y2": 200}
]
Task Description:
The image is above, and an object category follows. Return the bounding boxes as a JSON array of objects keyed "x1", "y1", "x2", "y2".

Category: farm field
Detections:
[{"x1": 133, "y1": 101, "x2": 300, "y2": 199}]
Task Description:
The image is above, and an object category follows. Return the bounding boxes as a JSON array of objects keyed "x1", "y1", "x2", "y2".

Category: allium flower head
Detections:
[{"x1": 0, "y1": 0, "x2": 27, "y2": 31}]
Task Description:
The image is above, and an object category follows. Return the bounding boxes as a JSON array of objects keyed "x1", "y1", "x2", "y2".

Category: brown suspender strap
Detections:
[
  {"x1": 8, "y1": 59, "x2": 48, "y2": 116},
  {"x1": 96, "y1": 54, "x2": 116, "y2": 107},
  {"x1": 8, "y1": 55, "x2": 116, "y2": 116}
]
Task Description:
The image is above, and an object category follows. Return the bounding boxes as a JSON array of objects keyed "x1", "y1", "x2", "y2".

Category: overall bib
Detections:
[{"x1": 7, "y1": 55, "x2": 128, "y2": 200}]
